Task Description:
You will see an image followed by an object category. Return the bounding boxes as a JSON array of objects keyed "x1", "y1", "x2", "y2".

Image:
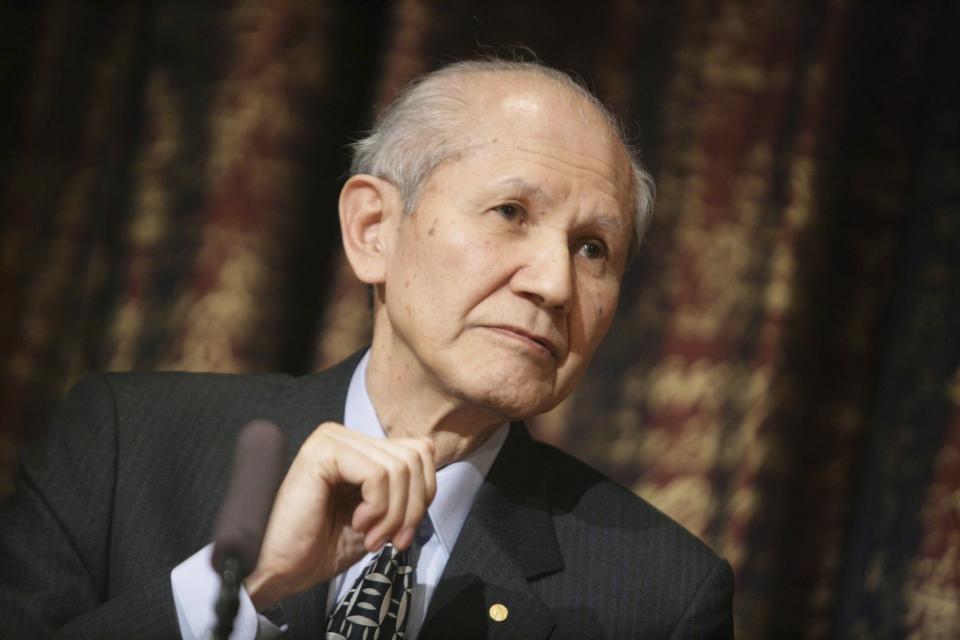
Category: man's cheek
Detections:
[{"x1": 584, "y1": 286, "x2": 619, "y2": 336}]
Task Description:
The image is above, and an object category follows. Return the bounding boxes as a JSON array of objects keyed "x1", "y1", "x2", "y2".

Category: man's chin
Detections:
[{"x1": 465, "y1": 381, "x2": 564, "y2": 422}]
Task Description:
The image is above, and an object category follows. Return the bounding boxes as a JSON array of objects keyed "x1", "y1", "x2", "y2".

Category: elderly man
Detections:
[{"x1": 0, "y1": 60, "x2": 733, "y2": 638}]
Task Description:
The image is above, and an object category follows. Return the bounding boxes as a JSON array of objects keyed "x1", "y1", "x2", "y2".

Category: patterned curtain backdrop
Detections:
[{"x1": 1, "y1": 1, "x2": 958, "y2": 637}]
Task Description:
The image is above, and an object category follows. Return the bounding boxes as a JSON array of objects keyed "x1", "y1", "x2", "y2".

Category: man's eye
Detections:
[
  {"x1": 577, "y1": 240, "x2": 608, "y2": 260},
  {"x1": 493, "y1": 203, "x2": 524, "y2": 221}
]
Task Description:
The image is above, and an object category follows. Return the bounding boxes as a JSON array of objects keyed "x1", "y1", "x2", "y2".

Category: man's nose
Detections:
[{"x1": 510, "y1": 236, "x2": 574, "y2": 313}]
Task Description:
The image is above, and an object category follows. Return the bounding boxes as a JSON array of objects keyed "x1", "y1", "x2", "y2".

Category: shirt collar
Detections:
[{"x1": 344, "y1": 350, "x2": 509, "y2": 555}]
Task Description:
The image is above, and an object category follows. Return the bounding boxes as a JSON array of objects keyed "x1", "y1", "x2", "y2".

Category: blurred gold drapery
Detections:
[{"x1": 2, "y1": 1, "x2": 958, "y2": 637}]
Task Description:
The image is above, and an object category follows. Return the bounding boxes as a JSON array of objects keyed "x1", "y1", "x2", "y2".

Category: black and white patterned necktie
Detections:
[{"x1": 325, "y1": 544, "x2": 413, "y2": 639}]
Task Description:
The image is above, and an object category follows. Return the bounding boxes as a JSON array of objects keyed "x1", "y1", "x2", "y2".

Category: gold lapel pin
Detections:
[{"x1": 489, "y1": 603, "x2": 509, "y2": 622}]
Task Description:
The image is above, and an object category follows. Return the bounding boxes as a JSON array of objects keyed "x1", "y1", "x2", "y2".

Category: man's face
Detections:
[{"x1": 376, "y1": 76, "x2": 635, "y2": 421}]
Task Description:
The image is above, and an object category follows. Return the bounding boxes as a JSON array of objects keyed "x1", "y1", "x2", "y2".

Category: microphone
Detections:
[{"x1": 209, "y1": 420, "x2": 287, "y2": 640}]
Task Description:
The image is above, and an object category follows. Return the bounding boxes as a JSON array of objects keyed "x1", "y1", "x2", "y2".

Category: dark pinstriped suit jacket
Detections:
[{"x1": 0, "y1": 352, "x2": 733, "y2": 638}]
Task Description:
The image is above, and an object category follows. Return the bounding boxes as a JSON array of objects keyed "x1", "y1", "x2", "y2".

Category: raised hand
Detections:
[{"x1": 243, "y1": 422, "x2": 436, "y2": 611}]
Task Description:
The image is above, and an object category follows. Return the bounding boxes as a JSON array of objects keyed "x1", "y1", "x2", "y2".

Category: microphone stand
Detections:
[
  {"x1": 211, "y1": 556, "x2": 242, "y2": 640},
  {"x1": 207, "y1": 420, "x2": 286, "y2": 639}
]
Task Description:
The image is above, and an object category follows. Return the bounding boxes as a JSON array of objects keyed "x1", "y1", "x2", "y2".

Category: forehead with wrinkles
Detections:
[{"x1": 431, "y1": 70, "x2": 635, "y2": 206}]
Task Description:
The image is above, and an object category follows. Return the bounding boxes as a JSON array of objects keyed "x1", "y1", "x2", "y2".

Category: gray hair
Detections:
[{"x1": 350, "y1": 60, "x2": 655, "y2": 250}]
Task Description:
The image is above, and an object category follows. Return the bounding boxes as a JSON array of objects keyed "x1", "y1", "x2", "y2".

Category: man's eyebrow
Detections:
[
  {"x1": 494, "y1": 177, "x2": 549, "y2": 200},
  {"x1": 594, "y1": 215, "x2": 626, "y2": 233}
]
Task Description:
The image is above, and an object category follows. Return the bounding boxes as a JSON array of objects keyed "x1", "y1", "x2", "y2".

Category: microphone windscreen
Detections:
[{"x1": 211, "y1": 420, "x2": 287, "y2": 577}]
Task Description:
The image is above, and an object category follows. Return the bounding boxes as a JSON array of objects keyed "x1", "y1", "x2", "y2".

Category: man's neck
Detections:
[{"x1": 364, "y1": 342, "x2": 507, "y2": 469}]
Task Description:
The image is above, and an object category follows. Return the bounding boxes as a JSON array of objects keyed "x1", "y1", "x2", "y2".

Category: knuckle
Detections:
[
  {"x1": 365, "y1": 503, "x2": 387, "y2": 521},
  {"x1": 398, "y1": 448, "x2": 420, "y2": 469},
  {"x1": 365, "y1": 490, "x2": 387, "y2": 511},
  {"x1": 386, "y1": 457, "x2": 408, "y2": 479},
  {"x1": 316, "y1": 421, "x2": 340, "y2": 433},
  {"x1": 306, "y1": 422, "x2": 338, "y2": 445},
  {"x1": 301, "y1": 435, "x2": 324, "y2": 456},
  {"x1": 371, "y1": 466, "x2": 389, "y2": 486}
]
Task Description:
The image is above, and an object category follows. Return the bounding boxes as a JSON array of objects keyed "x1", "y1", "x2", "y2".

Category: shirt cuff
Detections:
[{"x1": 171, "y1": 543, "x2": 286, "y2": 639}]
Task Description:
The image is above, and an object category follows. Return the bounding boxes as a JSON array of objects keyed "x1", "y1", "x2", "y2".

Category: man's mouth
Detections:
[{"x1": 485, "y1": 325, "x2": 560, "y2": 359}]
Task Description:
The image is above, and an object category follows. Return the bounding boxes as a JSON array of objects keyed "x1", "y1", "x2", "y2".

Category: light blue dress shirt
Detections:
[{"x1": 171, "y1": 351, "x2": 508, "y2": 639}]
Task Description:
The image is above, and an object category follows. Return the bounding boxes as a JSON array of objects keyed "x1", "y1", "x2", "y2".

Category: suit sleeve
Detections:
[
  {"x1": 668, "y1": 557, "x2": 734, "y2": 640},
  {"x1": 0, "y1": 373, "x2": 180, "y2": 639}
]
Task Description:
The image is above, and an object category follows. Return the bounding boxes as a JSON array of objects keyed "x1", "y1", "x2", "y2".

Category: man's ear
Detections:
[{"x1": 339, "y1": 174, "x2": 402, "y2": 284}]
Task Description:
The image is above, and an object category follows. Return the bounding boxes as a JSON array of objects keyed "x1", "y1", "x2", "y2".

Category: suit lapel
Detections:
[
  {"x1": 420, "y1": 424, "x2": 563, "y2": 640},
  {"x1": 275, "y1": 351, "x2": 363, "y2": 459}
]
